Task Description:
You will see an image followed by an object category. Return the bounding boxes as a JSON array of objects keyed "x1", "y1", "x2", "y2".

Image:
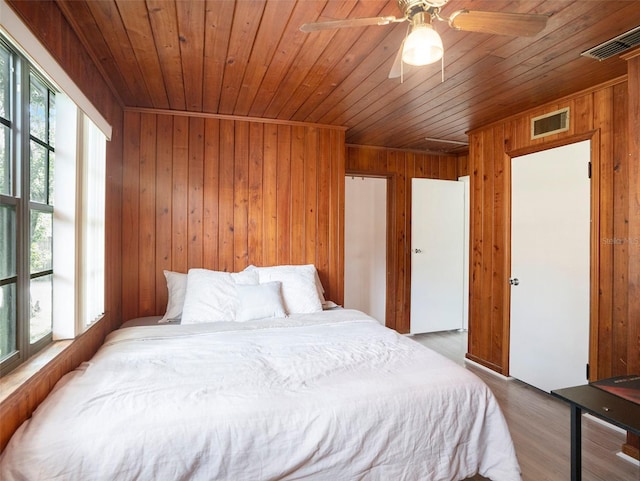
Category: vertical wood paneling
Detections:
[
  {"x1": 121, "y1": 112, "x2": 345, "y2": 318},
  {"x1": 247, "y1": 122, "x2": 264, "y2": 267},
  {"x1": 218, "y1": 120, "x2": 236, "y2": 272},
  {"x1": 594, "y1": 88, "x2": 614, "y2": 379},
  {"x1": 155, "y1": 115, "x2": 173, "y2": 313},
  {"x1": 122, "y1": 113, "x2": 141, "y2": 321},
  {"x1": 304, "y1": 128, "x2": 318, "y2": 270},
  {"x1": 467, "y1": 78, "x2": 637, "y2": 382},
  {"x1": 138, "y1": 114, "x2": 157, "y2": 315},
  {"x1": 611, "y1": 82, "x2": 629, "y2": 378},
  {"x1": 233, "y1": 121, "x2": 249, "y2": 271},
  {"x1": 276, "y1": 125, "x2": 292, "y2": 266},
  {"x1": 187, "y1": 117, "x2": 204, "y2": 269},
  {"x1": 316, "y1": 130, "x2": 331, "y2": 297},
  {"x1": 622, "y1": 47, "x2": 640, "y2": 461},
  {"x1": 345, "y1": 145, "x2": 459, "y2": 333},
  {"x1": 171, "y1": 117, "x2": 189, "y2": 273},
  {"x1": 262, "y1": 124, "x2": 278, "y2": 267},
  {"x1": 330, "y1": 129, "x2": 345, "y2": 304},
  {"x1": 203, "y1": 118, "x2": 220, "y2": 270},
  {"x1": 290, "y1": 126, "x2": 306, "y2": 266}
]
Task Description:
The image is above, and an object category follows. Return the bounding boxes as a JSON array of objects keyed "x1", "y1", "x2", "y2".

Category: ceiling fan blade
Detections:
[
  {"x1": 448, "y1": 10, "x2": 548, "y2": 36},
  {"x1": 300, "y1": 15, "x2": 399, "y2": 33},
  {"x1": 388, "y1": 41, "x2": 404, "y2": 79}
]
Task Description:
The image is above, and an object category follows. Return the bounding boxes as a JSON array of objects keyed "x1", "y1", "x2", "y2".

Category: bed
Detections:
[{"x1": 0, "y1": 265, "x2": 521, "y2": 481}]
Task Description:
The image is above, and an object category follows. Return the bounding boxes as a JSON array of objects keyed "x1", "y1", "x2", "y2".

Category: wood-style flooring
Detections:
[{"x1": 411, "y1": 330, "x2": 640, "y2": 481}]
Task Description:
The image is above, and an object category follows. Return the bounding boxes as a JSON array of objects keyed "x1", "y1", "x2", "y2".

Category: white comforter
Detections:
[{"x1": 0, "y1": 310, "x2": 521, "y2": 481}]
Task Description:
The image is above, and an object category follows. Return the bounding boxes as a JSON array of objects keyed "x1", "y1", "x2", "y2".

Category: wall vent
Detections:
[
  {"x1": 531, "y1": 108, "x2": 570, "y2": 140},
  {"x1": 581, "y1": 25, "x2": 640, "y2": 61}
]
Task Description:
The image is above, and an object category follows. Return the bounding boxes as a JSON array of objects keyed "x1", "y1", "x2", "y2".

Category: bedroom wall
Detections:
[
  {"x1": 345, "y1": 145, "x2": 461, "y2": 333},
  {"x1": 1, "y1": 0, "x2": 123, "y2": 452},
  {"x1": 121, "y1": 110, "x2": 345, "y2": 322},
  {"x1": 466, "y1": 76, "x2": 639, "y2": 386}
]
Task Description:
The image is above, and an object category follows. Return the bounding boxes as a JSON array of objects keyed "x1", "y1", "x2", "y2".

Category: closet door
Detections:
[
  {"x1": 410, "y1": 178, "x2": 464, "y2": 334},
  {"x1": 510, "y1": 140, "x2": 591, "y2": 393}
]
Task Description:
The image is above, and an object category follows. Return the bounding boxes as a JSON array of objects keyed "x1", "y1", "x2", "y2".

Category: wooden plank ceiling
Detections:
[{"x1": 55, "y1": 0, "x2": 640, "y2": 153}]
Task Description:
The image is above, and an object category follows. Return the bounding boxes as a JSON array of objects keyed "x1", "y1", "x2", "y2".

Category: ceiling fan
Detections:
[{"x1": 300, "y1": 0, "x2": 549, "y2": 79}]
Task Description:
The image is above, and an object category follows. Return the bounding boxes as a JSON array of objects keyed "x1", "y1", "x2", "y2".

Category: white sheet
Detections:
[{"x1": 0, "y1": 309, "x2": 521, "y2": 480}]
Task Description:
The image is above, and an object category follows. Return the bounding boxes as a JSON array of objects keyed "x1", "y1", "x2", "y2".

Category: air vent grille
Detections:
[
  {"x1": 531, "y1": 108, "x2": 570, "y2": 140},
  {"x1": 581, "y1": 25, "x2": 640, "y2": 61}
]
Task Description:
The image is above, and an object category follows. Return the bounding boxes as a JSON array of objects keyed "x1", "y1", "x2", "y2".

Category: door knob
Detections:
[{"x1": 509, "y1": 278, "x2": 520, "y2": 286}]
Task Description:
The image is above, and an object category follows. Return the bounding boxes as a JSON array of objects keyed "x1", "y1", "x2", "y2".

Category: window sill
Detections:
[{"x1": 0, "y1": 339, "x2": 73, "y2": 404}]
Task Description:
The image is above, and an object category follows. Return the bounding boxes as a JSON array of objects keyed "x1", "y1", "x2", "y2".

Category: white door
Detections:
[
  {"x1": 344, "y1": 177, "x2": 387, "y2": 324},
  {"x1": 410, "y1": 178, "x2": 464, "y2": 334},
  {"x1": 510, "y1": 140, "x2": 591, "y2": 393}
]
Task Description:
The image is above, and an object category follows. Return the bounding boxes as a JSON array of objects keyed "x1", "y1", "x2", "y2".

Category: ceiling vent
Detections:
[{"x1": 581, "y1": 25, "x2": 640, "y2": 61}]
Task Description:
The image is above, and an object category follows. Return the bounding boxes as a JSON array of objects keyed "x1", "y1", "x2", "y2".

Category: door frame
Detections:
[{"x1": 504, "y1": 131, "x2": 600, "y2": 380}]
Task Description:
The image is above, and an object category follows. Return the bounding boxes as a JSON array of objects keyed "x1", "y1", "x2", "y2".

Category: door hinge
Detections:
[
  {"x1": 586, "y1": 363, "x2": 590, "y2": 380},
  {"x1": 588, "y1": 162, "x2": 592, "y2": 179}
]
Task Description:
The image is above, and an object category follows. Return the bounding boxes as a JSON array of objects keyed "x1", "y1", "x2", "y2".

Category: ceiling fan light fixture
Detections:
[{"x1": 402, "y1": 22, "x2": 443, "y2": 66}]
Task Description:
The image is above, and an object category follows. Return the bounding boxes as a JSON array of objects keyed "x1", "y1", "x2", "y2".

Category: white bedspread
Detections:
[{"x1": 0, "y1": 310, "x2": 521, "y2": 480}]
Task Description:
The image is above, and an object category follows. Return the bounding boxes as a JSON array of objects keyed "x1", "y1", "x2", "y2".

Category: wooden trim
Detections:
[
  {"x1": 346, "y1": 143, "x2": 469, "y2": 157},
  {"x1": 506, "y1": 131, "x2": 599, "y2": 158},
  {"x1": 126, "y1": 107, "x2": 347, "y2": 131}
]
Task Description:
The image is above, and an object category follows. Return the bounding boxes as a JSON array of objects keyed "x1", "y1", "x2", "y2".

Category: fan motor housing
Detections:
[{"x1": 398, "y1": 0, "x2": 448, "y2": 15}]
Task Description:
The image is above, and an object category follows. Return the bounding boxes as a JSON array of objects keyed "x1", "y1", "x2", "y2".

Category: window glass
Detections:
[
  {"x1": 0, "y1": 45, "x2": 9, "y2": 119},
  {"x1": 0, "y1": 125, "x2": 9, "y2": 195},
  {"x1": 30, "y1": 209, "x2": 52, "y2": 272},
  {"x1": 48, "y1": 150, "x2": 54, "y2": 205},
  {"x1": 0, "y1": 283, "x2": 16, "y2": 360},
  {"x1": 29, "y1": 273, "x2": 52, "y2": 343},
  {"x1": 30, "y1": 141, "x2": 47, "y2": 203},
  {"x1": 48, "y1": 93, "x2": 55, "y2": 148},
  {"x1": 0, "y1": 204, "x2": 16, "y2": 278},
  {"x1": 0, "y1": 44, "x2": 10, "y2": 196},
  {"x1": 29, "y1": 74, "x2": 47, "y2": 140}
]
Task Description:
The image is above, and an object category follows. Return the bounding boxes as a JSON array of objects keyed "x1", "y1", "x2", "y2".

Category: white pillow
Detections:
[
  {"x1": 159, "y1": 270, "x2": 187, "y2": 323},
  {"x1": 246, "y1": 264, "x2": 323, "y2": 314},
  {"x1": 235, "y1": 282, "x2": 286, "y2": 322},
  {"x1": 181, "y1": 269, "x2": 260, "y2": 324}
]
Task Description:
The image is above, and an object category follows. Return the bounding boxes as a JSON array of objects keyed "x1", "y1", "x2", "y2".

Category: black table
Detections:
[{"x1": 551, "y1": 384, "x2": 640, "y2": 481}]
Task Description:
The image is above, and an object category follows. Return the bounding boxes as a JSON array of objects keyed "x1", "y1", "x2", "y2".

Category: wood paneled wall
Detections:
[
  {"x1": 466, "y1": 77, "x2": 638, "y2": 382},
  {"x1": 1, "y1": 1, "x2": 123, "y2": 452},
  {"x1": 345, "y1": 145, "x2": 462, "y2": 333},
  {"x1": 122, "y1": 110, "x2": 345, "y2": 321}
]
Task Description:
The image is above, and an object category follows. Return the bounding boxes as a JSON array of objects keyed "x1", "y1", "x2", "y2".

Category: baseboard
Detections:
[
  {"x1": 464, "y1": 358, "x2": 511, "y2": 380},
  {"x1": 583, "y1": 413, "x2": 627, "y2": 434},
  {"x1": 616, "y1": 451, "x2": 640, "y2": 467}
]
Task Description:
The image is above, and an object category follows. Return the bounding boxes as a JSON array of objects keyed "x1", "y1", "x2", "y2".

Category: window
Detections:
[
  {"x1": 0, "y1": 38, "x2": 56, "y2": 373},
  {"x1": 0, "y1": 33, "x2": 106, "y2": 376}
]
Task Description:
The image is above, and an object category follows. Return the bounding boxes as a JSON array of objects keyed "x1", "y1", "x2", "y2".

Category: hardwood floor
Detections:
[{"x1": 411, "y1": 330, "x2": 640, "y2": 481}]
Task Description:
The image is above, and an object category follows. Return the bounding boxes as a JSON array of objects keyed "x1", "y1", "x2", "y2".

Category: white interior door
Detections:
[
  {"x1": 344, "y1": 177, "x2": 387, "y2": 324},
  {"x1": 410, "y1": 178, "x2": 464, "y2": 334},
  {"x1": 510, "y1": 140, "x2": 591, "y2": 393}
]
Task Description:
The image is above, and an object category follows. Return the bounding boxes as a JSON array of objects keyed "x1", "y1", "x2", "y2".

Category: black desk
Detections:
[{"x1": 551, "y1": 384, "x2": 640, "y2": 481}]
